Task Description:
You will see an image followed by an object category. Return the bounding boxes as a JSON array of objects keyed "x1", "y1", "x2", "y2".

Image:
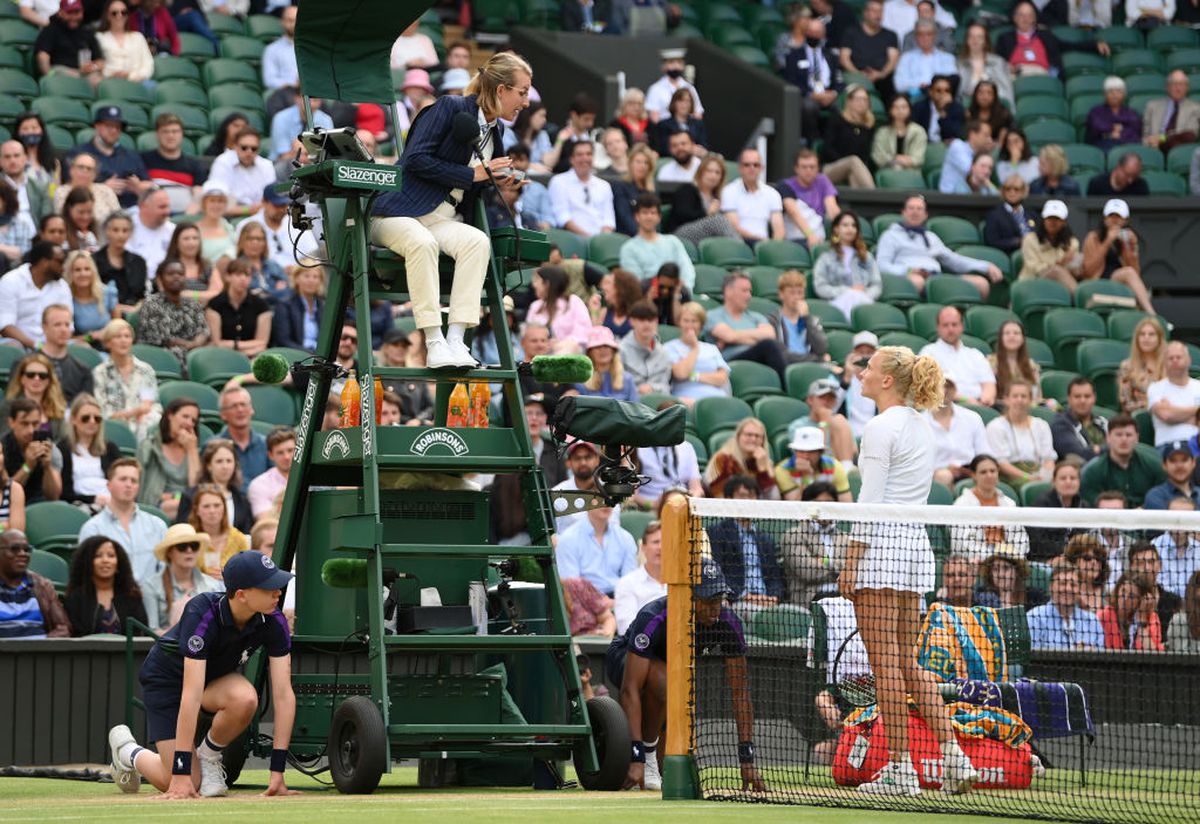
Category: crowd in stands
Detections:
[{"x1": 2, "y1": 1, "x2": 1199, "y2": 664}]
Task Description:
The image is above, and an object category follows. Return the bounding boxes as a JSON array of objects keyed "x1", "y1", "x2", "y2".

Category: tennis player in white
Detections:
[{"x1": 840, "y1": 345, "x2": 978, "y2": 796}]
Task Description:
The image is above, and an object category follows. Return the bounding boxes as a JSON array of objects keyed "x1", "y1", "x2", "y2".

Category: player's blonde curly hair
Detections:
[
  {"x1": 466, "y1": 51, "x2": 533, "y2": 120},
  {"x1": 874, "y1": 345, "x2": 944, "y2": 411}
]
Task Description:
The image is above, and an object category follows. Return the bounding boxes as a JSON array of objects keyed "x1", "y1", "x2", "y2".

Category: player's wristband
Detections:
[
  {"x1": 738, "y1": 741, "x2": 756, "y2": 764},
  {"x1": 630, "y1": 740, "x2": 646, "y2": 763},
  {"x1": 270, "y1": 748, "x2": 288, "y2": 773},
  {"x1": 172, "y1": 751, "x2": 193, "y2": 775}
]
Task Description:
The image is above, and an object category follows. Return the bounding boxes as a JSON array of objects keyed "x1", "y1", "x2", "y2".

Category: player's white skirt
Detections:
[{"x1": 852, "y1": 521, "x2": 936, "y2": 594}]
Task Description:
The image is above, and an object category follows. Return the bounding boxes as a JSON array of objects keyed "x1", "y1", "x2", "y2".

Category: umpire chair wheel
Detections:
[
  {"x1": 572, "y1": 695, "x2": 631, "y2": 791},
  {"x1": 328, "y1": 696, "x2": 387, "y2": 794}
]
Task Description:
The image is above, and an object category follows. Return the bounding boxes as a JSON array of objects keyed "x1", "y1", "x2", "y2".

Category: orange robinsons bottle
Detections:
[
  {"x1": 468, "y1": 382, "x2": 491, "y2": 428},
  {"x1": 447, "y1": 382, "x2": 470, "y2": 427},
  {"x1": 373, "y1": 374, "x2": 384, "y2": 423},
  {"x1": 340, "y1": 370, "x2": 361, "y2": 427}
]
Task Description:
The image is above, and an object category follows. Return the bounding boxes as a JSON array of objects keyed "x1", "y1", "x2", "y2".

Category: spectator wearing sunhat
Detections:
[
  {"x1": 139, "y1": 523, "x2": 223, "y2": 634},
  {"x1": 440, "y1": 68, "x2": 472, "y2": 96},
  {"x1": 575, "y1": 326, "x2": 640, "y2": 402},
  {"x1": 397, "y1": 69, "x2": 437, "y2": 135},
  {"x1": 775, "y1": 425, "x2": 853, "y2": 501},
  {"x1": 34, "y1": 0, "x2": 104, "y2": 84},
  {"x1": 69, "y1": 105, "x2": 151, "y2": 209}
]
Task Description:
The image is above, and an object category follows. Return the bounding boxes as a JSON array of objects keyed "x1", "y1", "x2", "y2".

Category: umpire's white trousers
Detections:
[{"x1": 370, "y1": 205, "x2": 491, "y2": 330}]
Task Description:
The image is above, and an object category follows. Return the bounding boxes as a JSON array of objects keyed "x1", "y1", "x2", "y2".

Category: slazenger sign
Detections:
[
  {"x1": 335, "y1": 165, "x2": 397, "y2": 187},
  {"x1": 411, "y1": 428, "x2": 469, "y2": 457}
]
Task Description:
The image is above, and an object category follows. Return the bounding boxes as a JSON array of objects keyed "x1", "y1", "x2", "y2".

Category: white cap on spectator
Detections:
[
  {"x1": 1103, "y1": 76, "x2": 1125, "y2": 93},
  {"x1": 1103, "y1": 198, "x2": 1130, "y2": 218},
  {"x1": 660, "y1": 48, "x2": 686, "y2": 60},
  {"x1": 1041, "y1": 200, "x2": 1069, "y2": 220},
  {"x1": 851, "y1": 331, "x2": 879, "y2": 350},
  {"x1": 201, "y1": 180, "x2": 230, "y2": 199}
]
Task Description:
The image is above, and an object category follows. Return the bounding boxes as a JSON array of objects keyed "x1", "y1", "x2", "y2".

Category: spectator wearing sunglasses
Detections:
[
  {"x1": 138, "y1": 523, "x2": 223, "y2": 634},
  {"x1": 58, "y1": 393, "x2": 122, "y2": 508},
  {"x1": 205, "y1": 128, "x2": 276, "y2": 219},
  {"x1": 0, "y1": 529, "x2": 71, "y2": 638}
]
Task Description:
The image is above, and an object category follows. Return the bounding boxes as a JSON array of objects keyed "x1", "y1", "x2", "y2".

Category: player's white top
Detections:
[{"x1": 857, "y1": 404, "x2": 936, "y2": 506}]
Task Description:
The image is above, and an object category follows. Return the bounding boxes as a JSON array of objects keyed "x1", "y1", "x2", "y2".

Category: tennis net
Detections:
[{"x1": 665, "y1": 496, "x2": 1200, "y2": 823}]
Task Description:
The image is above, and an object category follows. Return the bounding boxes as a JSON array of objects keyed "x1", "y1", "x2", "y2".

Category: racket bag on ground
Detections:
[
  {"x1": 946, "y1": 678, "x2": 1094, "y2": 740},
  {"x1": 832, "y1": 710, "x2": 1034, "y2": 790}
]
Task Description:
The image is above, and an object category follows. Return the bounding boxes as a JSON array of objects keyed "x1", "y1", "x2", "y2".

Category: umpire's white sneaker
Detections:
[
  {"x1": 941, "y1": 750, "x2": 979, "y2": 794},
  {"x1": 427, "y1": 340, "x2": 475, "y2": 370},
  {"x1": 643, "y1": 756, "x2": 662, "y2": 791},
  {"x1": 857, "y1": 760, "x2": 921, "y2": 796},
  {"x1": 107, "y1": 725, "x2": 140, "y2": 794},
  {"x1": 197, "y1": 750, "x2": 228, "y2": 797}
]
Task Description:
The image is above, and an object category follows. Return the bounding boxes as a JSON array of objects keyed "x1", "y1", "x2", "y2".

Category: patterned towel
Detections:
[{"x1": 916, "y1": 603, "x2": 1008, "y2": 683}]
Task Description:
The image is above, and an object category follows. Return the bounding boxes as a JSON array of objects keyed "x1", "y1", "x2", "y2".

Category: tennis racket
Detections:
[{"x1": 831, "y1": 628, "x2": 877, "y2": 708}]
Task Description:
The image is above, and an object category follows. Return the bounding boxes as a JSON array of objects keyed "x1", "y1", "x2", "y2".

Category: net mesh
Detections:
[{"x1": 683, "y1": 497, "x2": 1200, "y2": 823}]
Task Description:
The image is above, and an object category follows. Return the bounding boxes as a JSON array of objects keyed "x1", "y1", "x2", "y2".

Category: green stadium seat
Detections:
[
  {"x1": 875, "y1": 168, "x2": 925, "y2": 189},
  {"x1": 1015, "y1": 95, "x2": 1069, "y2": 127},
  {"x1": 220, "y1": 35, "x2": 266, "y2": 65},
  {"x1": 755, "y1": 239, "x2": 809, "y2": 269},
  {"x1": 1069, "y1": 95, "x2": 1100, "y2": 129},
  {"x1": 1062, "y1": 52, "x2": 1109, "y2": 76},
  {"x1": 0, "y1": 96, "x2": 21, "y2": 127},
  {"x1": 1167, "y1": 47, "x2": 1200, "y2": 72},
  {"x1": 745, "y1": 265, "x2": 785, "y2": 299},
  {"x1": 0, "y1": 346, "x2": 23, "y2": 383},
  {"x1": 700, "y1": 236, "x2": 755, "y2": 268},
  {"x1": 186, "y1": 347, "x2": 252, "y2": 388},
  {"x1": 956, "y1": 244, "x2": 1013, "y2": 281},
  {"x1": 178, "y1": 31, "x2": 218, "y2": 62},
  {"x1": 207, "y1": 12, "x2": 246, "y2": 36},
  {"x1": 97, "y1": 77, "x2": 155, "y2": 107},
  {"x1": 1107, "y1": 143, "x2": 1164, "y2": 171},
  {"x1": 960, "y1": 333, "x2": 991, "y2": 355},
  {"x1": 1020, "y1": 481, "x2": 1053, "y2": 507},
  {"x1": 1011, "y1": 279, "x2": 1073, "y2": 340},
  {"x1": 729, "y1": 44, "x2": 771, "y2": 69},
  {"x1": 825, "y1": 328, "x2": 854, "y2": 363},
  {"x1": 39, "y1": 73, "x2": 94, "y2": 100},
  {"x1": 879, "y1": 274, "x2": 922, "y2": 308},
  {"x1": 1065, "y1": 75, "x2": 1105, "y2": 101},
  {"x1": 0, "y1": 20, "x2": 38, "y2": 53},
  {"x1": 806, "y1": 299, "x2": 850, "y2": 331},
  {"x1": 907, "y1": 303, "x2": 945, "y2": 341},
  {"x1": 1106, "y1": 309, "x2": 1165, "y2": 342},
  {"x1": 964, "y1": 305, "x2": 1019, "y2": 344},
  {"x1": 1142, "y1": 170, "x2": 1187, "y2": 195},
  {"x1": 927, "y1": 216, "x2": 980, "y2": 249},
  {"x1": 1112, "y1": 49, "x2": 1164, "y2": 76},
  {"x1": 680, "y1": 237, "x2": 700, "y2": 263},
  {"x1": 1062, "y1": 142, "x2": 1105, "y2": 175},
  {"x1": 244, "y1": 384, "x2": 296, "y2": 426},
  {"x1": 750, "y1": 604, "x2": 811, "y2": 643},
  {"x1": 747, "y1": 296, "x2": 780, "y2": 318},
  {"x1": 927, "y1": 482, "x2": 955, "y2": 506},
  {"x1": 657, "y1": 324, "x2": 680, "y2": 343},
  {"x1": 1013, "y1": 75, "x2": 1064, "y2": 98},
  {"x1": 153, "y1": 55, "x2": 202, "y2": 84},
  {"x1": 544, "y1": 227, "x2": 587, "y2": 261},
  {"x1": 586, "y1": 232, "x2": 629, "y2": 268},
  {"x1": 45, "y1": 124, "x2": 74, "y2": 151},
  {"x1": 1076, "y1": 338, "x2": 1129, "y2": 408},
  {"x1": 728, "y1": 360, "x2": 784, "y2": 403},
  {"x1": 1024, "y1": 119, "x2": 1076, "y2": 147},
  {"x1": 1049, "y1": 24, "x2": 1092, "y2": 47},
  {"x1": 926, "y1": 276, "x2": 983, "y2": 308},
  {"x1": 694, "y1": 396, "x2": 753, "y2": 441},
  {"x1": 104, "y1": 417, "x2": 138, "y2": 457},
  {"x1": 247, "y1": 13, "x2": 283, "y2": 41},
  {"x1": 754, "y1": 395, "x2": 809, "y2": 438},
  {"x1": 879, "y1": 331, "x2": 930, "y2": 352},
  {"x1": 31, "y1": 96, "x2": 91, "y2": 130},
  {"x1": 1074, "y1": 279, "x2": 1136, "y2": 313},
  {"x1": 782, "y1": 359, "x2": 840, "y2": 403},
  {"x1": 28, "y1": 548, "x2": 69, "y2": 591},
  {"x1": 66, "y1": 344, "x2": 103, "y2": 371},
  {"x1": 956, "y1": 402, "x2": 1000, "y2": 426},
  {"x1": 1040, "y1": 369, "x2": 1082, "y2": 406},
  {"x1": 25, "y1": 501, "x2": 90, "y2": 555},
  {"x1": 208, "y1": 85, "x2": 266, "y2": 115},
  {"x1": 262, "y1": 347, "x2": 312, "y2": 368},
  {"x1": 872, "y1": 213, "x2": 903, "y2": 238},
  {"x1": 1122, "y1": 73, "x2": 1166, "y2": 97},
  {"x1": 692, "y1": 263, "x2": 728, "y2": 298},
  {"x1": 851, "y1": 302, "x2": 907, "y2": 334},
  {"x1": 1097, "y1": 26, "x2": 1143, "y2": 50},
  {"x1": 1042, "y1": 308, "x2": 1107, "y2": 371},
  {"x1": 619, "y1": 510, "x2": 654, "y2": 542},
  {"x1": 156, "y1": 79, "x2": 209, "y2": 109},
  {"x1": 1026, "y1": 336, "x2": 1055, "y2": 369},
  {"x1": 472, "y1": 0, "x2": 516, "y2": 33},
  {"x1": 1166, "y1": 143, "x2": 1196, "y2": 176},
  {"x1": 203, "y1": 59, "x2": 262, "y2": 90},
  {"x1": 136, "y1": 131, "x2": 197, "y2": 154},
  {"x1": 922, "y1": 141, "x2": 947, "y2": 174}
]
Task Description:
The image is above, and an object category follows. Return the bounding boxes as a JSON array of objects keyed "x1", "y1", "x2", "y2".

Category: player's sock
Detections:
[
  {"x1": 423, "y1": 326, "x2": 446, "y2": 345},
  {"x1": 644, "y1": 737, "x2": 658, "y2": 755},
  {"x1": 197, "y1": 733, "x2": 226, "y2": 761}
]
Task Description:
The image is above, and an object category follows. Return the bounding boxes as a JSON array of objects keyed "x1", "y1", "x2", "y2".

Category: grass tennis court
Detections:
[{"x1": 0, "y1": 768, "x2": 1042, "y2": 824}]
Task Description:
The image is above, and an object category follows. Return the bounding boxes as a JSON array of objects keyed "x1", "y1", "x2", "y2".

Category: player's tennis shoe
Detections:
[
  {"x1": 857, "y1": 760, "x2": 921, "y2": 796},
  {"x1": 107, "y1": 724, "x2": 140, "y2": 794},
  {"x1": 643, "y1": 756, "x2": 662, "y2": 791},
  {"x1": 197, "y1": 750, "x2": 228, "y2": 797},
  {"x1": 941, "y1": 750, "x2": 979, "y2": 794}
]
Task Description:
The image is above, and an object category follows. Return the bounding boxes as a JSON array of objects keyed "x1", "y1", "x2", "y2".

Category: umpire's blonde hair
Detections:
[
  {"x1": 466, "y1": 52, "x2": 533, "y2": 120},
  {"x1": 875, "y1": 345, "x2": 944, "y2": 411}
]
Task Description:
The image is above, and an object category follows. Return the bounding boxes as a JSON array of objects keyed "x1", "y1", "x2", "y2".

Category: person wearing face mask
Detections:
[
  {"x1": 782, "y1": 19, "x2": 844, "y2": 146},
  {"x1": 645, "y1": 48, "x2": 704, "y2": 123}
]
